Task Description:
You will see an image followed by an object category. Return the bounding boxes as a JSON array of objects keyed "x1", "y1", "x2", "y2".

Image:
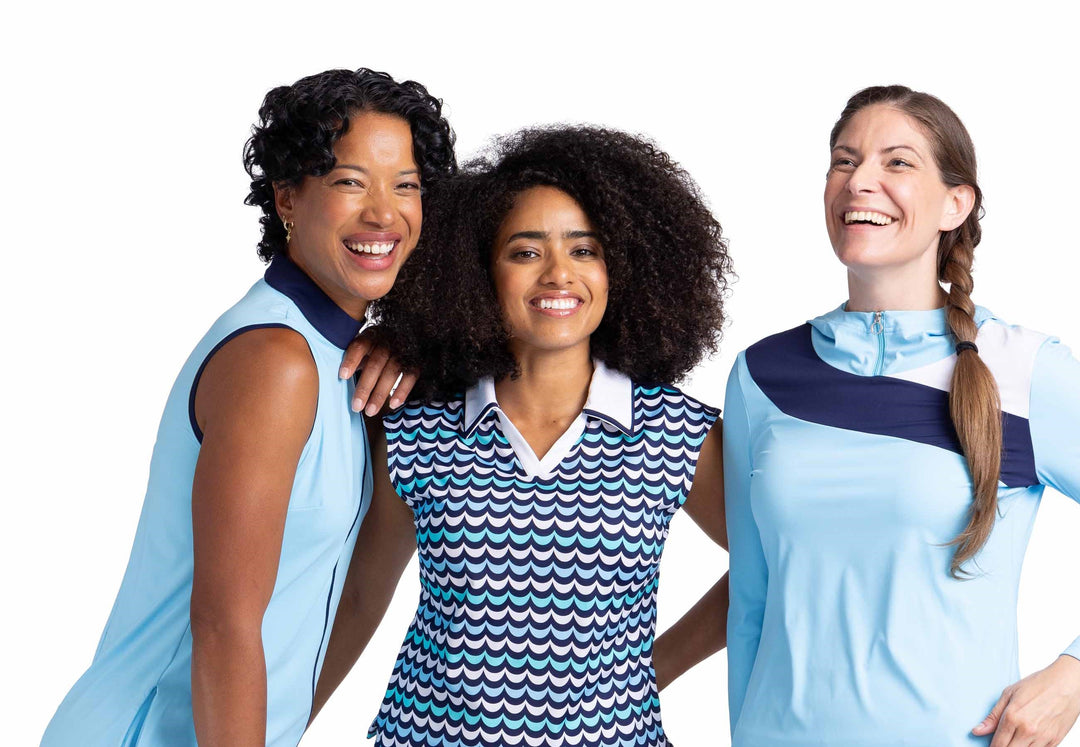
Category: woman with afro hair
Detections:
[
  {"x1": 324, "y1": 126, "x2": 734, "y2": 746},
  {"x1": 42, "y1": 68, "x2": 455, "y2": 746}
]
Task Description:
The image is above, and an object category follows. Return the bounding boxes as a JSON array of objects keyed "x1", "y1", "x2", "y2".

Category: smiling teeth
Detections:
[
  {"x1": 538, "y1": 298, "x2": 580, "y2": 310},
  {"x1": 345, "y1": 241, "x2": 394, "y2": 255},
  {"x1": 844, "y1": 211, "x2": 894, "y2": 225}
]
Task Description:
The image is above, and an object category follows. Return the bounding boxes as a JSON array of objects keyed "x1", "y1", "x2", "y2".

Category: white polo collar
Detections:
[{"x1": 462, "y1": 360, "x2": 635, "y2": 439}]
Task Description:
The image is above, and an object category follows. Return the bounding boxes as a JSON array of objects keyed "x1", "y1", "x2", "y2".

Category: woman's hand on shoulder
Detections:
[
  {"x1": 973, "y1": 655, "x2": 1080, "y2": 747},
  {"x1": 338, "y1": 327, "x2": 417, "y2": 416}
]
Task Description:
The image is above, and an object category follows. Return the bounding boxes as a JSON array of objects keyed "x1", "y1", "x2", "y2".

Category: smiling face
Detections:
[
  {"x1": 274, "y1": 110, "x2": 422, "y2": 320},
  {"x1": 825, "y1": 104, "x2": 973, "y2": 279},
  {"x1": 490, "y1": 186, "x2": 608, "y2": 359}
]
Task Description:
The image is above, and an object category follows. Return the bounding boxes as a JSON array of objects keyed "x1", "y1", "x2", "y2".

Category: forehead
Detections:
[
  {"x1": 333, "y1": 111, "x2": 416, "y2": 166},
  {"x1": 835, "y1": 104, "x2": 931, "y2": 153},
  {"x1": 501, "y1": 186, "x2": 593, "y2": 230}
]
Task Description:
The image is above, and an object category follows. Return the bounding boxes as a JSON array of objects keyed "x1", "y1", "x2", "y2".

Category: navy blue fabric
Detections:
[
  {"x1": 265, "y1": 255, "x2": 365, "y2": 349},
  {"x1": 745, "y1": 324, "x2": 1038, "y2": 488}
]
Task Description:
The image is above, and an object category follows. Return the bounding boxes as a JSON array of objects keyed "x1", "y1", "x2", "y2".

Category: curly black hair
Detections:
[
  {"x1": 371, "y1": 126, "x2": 732, "y2": 397},
  {"x1": 243, "y1": 68, "x2": 457, "y2": 261}
]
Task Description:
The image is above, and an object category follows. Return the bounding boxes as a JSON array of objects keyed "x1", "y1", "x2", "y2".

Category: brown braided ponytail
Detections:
[{"x1": 831, "y1": 86, "x2": 999, "y2": 577}]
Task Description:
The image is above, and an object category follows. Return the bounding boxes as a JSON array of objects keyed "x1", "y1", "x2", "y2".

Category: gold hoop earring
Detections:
[{"x1": 283, "y1": 219, "x2": 294, "y2": 244}]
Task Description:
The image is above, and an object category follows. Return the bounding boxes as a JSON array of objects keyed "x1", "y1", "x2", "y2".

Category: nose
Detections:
[
  {"x1": 539, "y1": 252, "x2": 573, "y2": 286},
  {"x1": 846, "y1": 161, "x2": 879, "y2": 195},
  {"x1": 360, "y1": 189, "x2": 395, "y2": 228}
]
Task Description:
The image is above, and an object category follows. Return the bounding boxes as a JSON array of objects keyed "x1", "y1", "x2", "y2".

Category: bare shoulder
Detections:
[{"x1": 195, "y1": 326, "x2": 318, "y2": 435}]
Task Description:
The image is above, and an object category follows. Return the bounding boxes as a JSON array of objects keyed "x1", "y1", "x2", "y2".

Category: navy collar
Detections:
[
  {"x1": 462, "y1": 360, "x2": 635, "y2": 438},
  {"x1": 264, "y1": 254, "x2": 364, "y2": 350}
]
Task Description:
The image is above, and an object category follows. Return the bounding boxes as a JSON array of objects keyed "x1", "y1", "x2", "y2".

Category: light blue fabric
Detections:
[
  {"x1": 725, "y1": 305, "x2": 1079, "y2": 747},
  {"x1": 43, "y1": 257, "x2": 371, "y2": 746},
  {"x1": 1030, "y1": 339, "x2": 1080, "y2": 661}
]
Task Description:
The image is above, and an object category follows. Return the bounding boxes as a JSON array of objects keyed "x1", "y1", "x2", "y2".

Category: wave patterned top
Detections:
[{"x1": 369, "y1": 365, "x2": 719, "y2": 747}]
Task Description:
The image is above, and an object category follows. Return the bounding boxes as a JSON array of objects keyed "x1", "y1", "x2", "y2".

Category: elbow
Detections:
[{"x1": 189, "y1": 600, "x2": 264, "y2": 651}]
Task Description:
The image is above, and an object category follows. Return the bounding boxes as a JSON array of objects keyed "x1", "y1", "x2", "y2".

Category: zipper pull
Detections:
[{"x1": 871, "y1": 311, "x2": 884, "y2": 335}]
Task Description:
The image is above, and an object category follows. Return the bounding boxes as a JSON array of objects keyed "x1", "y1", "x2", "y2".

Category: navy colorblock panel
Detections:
[{"x1": 745, "y1": 325, "x2": 1038, "y2": 488}]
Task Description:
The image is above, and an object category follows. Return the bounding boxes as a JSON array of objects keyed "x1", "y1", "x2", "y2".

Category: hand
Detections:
[
  {"x1": 338, "y1": 329, "x2": 418, "y2": 416},
  {"x1": 972, "y1": 655, "x2": 1080, "y2": 746}
]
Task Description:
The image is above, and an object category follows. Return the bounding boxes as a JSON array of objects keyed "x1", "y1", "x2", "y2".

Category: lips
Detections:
[
  {"x1": 842, "y1": 209, "x2": 896, "y2": 226},
  {"x1": 529, "y1": 293, "x2": 584, "y2": 317},
  {"x1": 342, "y1": 232, "x2": 401, "y2": 269}
]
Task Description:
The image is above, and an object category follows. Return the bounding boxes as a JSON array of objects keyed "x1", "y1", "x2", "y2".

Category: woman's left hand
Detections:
[
  {"x1": 338, "y1": 328, "x2": 417, "y2": 415},
  {"x1": 972, "y1": 655, "x2": 1080, "y2": 746}
]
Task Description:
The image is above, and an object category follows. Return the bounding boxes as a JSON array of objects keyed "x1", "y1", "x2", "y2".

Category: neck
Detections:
[
  {"x1": 845, "y1": 257, "x2": 946, "y2": 313},
  {"x1": 495, "y1": 343, "x2": 593, "y2": 424},
  {"x1": 289, "y1": 250, "x2": 369, "y2": 321}
]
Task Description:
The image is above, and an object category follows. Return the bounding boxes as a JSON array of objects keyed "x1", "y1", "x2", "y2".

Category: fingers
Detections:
[
  {"x1": 364, "y1": 362, "x2": 404, "y2": 417},
  {"x1": 339, "y1": 335, "x2": 375, "y2": 381},
  {"x1": 389, "y1": 372, "x2": 418, "y2": 410},
  {"x1": 352, "y1": 346, "x2": 391, "y2": 414},
  {"x1": 977, "y1": 689, "x2": 1010, "y2": 744}
]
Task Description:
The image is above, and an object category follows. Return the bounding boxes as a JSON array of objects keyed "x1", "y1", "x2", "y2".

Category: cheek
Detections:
[
  {"x1": 400, "y1": 198, "x2": 422, "y2": 236},
  {"x1": 491, "y1": 267, "x2": 526, "y2": 314},
  {"x1": 590, "y1": 269, "x2": 610, "y2": 314}
]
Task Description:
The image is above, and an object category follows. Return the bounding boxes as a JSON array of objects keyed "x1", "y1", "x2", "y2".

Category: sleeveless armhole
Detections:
[
  {"x1": 187, "y1": 323, "x2": 311, "y2": 443},
  {"x1": 667, "y1": 387, "x2": 722, "y2": 508},
  {"x1": 383, "y1": 404, "x2": 423, "y2": 510}
]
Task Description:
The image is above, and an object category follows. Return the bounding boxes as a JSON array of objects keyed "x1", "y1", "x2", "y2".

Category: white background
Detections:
[{"x1": 5, "y1": 1, "x2": 1080, "y2": 744}]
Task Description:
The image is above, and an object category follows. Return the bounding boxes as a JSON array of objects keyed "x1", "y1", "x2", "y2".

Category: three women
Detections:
[{"x1": 44, "y1": 70, "x2": 1080, "y2": 747}]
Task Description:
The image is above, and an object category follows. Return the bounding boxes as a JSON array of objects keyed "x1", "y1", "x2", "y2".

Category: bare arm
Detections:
[
  {"x1": 653, "y1": 419, "x2": 729, "y2": 691},
  {"x1": 308, "y1": 417, "x2": 417, "y2": 723},
  {"x1": 189, "y1": 328, "x2": 317, "y2": 747}
]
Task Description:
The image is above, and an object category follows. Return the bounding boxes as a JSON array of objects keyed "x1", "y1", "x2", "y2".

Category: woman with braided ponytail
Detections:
[{"x1": 717, "y1": 86, "x2": 1080, "y2": 745}]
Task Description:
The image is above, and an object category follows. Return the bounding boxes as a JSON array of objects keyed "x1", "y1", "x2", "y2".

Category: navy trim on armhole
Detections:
[{"x1": 187, "y1": 323, "x2": 297, "y2": 443}]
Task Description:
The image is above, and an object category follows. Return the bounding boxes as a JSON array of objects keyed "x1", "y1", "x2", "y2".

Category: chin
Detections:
[{"x1": 834, "y1": 244, "x2": 905, "y2": 270}]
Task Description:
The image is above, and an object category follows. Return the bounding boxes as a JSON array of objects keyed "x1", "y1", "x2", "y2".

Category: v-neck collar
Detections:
[{"x1": 461, "y1": 360, "x2": 635, "y2": 478}]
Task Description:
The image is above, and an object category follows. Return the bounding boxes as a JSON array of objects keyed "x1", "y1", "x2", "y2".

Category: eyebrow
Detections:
[
  {"x1": 504, "y1": 229, "x2": 598, "y2": 242},
  {"x1": 831, "y1": 144, "x2": 922, "y2": 156},
  {"x1": 332, "y1": 164, "x2": 420, "y2": 176}
]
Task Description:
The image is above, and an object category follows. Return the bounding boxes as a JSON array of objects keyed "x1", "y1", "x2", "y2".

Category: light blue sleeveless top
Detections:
[{"x1": 43, "y1": 255, "x2": 371, "y2": 746}]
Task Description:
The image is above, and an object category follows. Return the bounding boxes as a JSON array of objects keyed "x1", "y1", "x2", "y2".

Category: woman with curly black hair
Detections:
[
  {"x1": 325, "y1": 126, "x2": 733, "y2": 746},
  {"x1": 42, "y1": 68, "x2": 454, "y2": 747}
]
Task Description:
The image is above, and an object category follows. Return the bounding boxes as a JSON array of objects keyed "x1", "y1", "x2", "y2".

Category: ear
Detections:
[
  {"x1": 940, "y1": 184, "x2": 975, "y2": 232},
  {"x1": 273, "y1": 182, "x2": 295, "y2": 224}
]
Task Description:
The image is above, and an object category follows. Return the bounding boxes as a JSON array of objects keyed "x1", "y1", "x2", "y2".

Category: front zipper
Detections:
[{"x1": 871, "y1": 311, "x2": 886, "y2": 376}]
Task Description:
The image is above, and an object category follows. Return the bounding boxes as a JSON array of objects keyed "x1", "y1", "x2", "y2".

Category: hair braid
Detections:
[{"x1": 941, "y1": 239, "x2": 1001, "y2": 577}]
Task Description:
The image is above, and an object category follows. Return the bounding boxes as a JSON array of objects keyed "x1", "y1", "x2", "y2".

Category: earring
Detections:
[{"x1": 283, "y1": 219, "x2": 294, "y2": 244}]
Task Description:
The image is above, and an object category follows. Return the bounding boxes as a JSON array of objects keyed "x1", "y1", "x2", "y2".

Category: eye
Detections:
[
  {"x1": 571, "y1": 245, "x2": 600, "y2": 257},
  {"x1": 888, "y1": 158, "x2": 913, "y2": 168},
  {"x1": 509, "y1": 248, "x2": 540, "y2": 260},
  {"x1": 334, "y1": 178, "x2": 363, "y2": 187},
  {"x1": 397, "y1": 181, "x2": 421, "y2": 191},
  {"x1": 831, "y1": 157, "x2": 856, "y2": 170}
]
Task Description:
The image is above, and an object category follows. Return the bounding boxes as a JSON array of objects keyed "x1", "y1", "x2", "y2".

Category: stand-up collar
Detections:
[
  {"x1": 462, "y1": 360, "x2": 635, "y2": 437},
  {"x1": 808, "y1": 302, "x2": 994, "y2": 376},
  {"x1": 264, "y1": 254, "x2": 364, "y2": 350}
]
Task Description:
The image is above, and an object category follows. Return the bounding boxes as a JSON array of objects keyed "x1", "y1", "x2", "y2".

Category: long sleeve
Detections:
[
  {"x1": 1029, "y1": 338, "x2": 1080, "y2": 661},
  {"x1": 724, "y1": 353, "x2": 768, "y2": 733}
]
